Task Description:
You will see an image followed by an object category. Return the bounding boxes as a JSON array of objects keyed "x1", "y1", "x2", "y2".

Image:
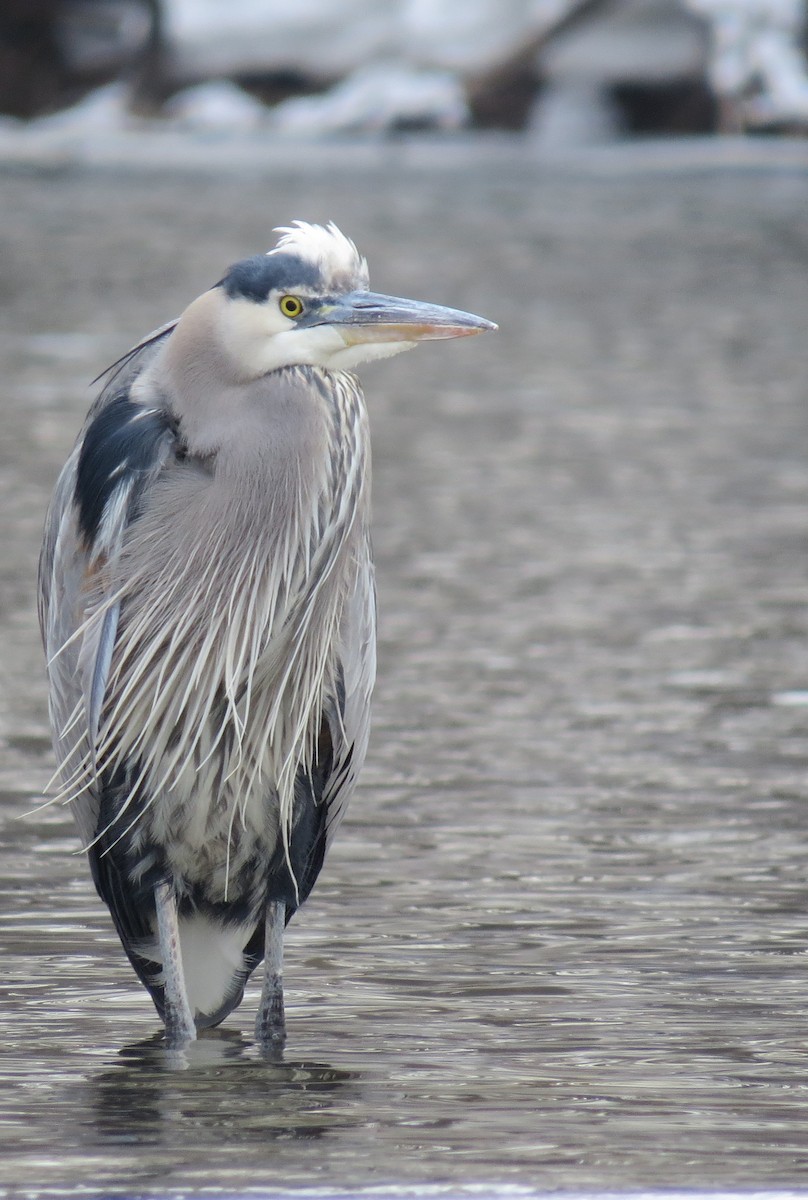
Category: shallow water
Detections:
[{"x1": 3, "y1": 141, "x2": 808, "y2": 1196}]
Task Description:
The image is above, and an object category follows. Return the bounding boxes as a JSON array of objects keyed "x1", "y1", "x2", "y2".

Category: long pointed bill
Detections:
[{"x1": 318, "y1": 291, "x2": 497, "y2": 345}]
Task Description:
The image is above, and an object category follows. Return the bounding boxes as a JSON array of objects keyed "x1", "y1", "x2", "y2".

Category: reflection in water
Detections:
[
  {"x1": 5, "y1": 153, "x2": 808, "y2": 1195},
  {"x1": 90, "y1": 1033, "x2": 359, "y2": 1151}
]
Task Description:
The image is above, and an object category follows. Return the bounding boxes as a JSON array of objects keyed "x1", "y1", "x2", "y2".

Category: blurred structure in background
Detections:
[
  {"x1": 688, "y1": 0, "x2": 808, "y2": 129},
  {"x1": 0, "y1": 0, "x2": 164, "y2": 118},
  {"x1": 0, "y1": 0, "x2": 806, "y2": 138}
]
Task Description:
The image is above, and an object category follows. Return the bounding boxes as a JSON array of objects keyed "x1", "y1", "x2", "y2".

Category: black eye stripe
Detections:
[{"x1": 221, "y1": 254, "x2": 320, "y2": 303}]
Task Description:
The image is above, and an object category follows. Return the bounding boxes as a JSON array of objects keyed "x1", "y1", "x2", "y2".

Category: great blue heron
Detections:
[{"x1": 38, "y1": 221, "x2": 495, "y2": 1047}]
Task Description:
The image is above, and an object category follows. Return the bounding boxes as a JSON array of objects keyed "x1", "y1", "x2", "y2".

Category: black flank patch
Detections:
[{"x1": 75, "y1": 391, "x2": 176, "y2": 546}]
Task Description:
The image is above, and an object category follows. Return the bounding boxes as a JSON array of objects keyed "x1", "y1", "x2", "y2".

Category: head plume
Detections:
[{"x1": 270, "y1": 222, "x2": 369, "y2": 293}]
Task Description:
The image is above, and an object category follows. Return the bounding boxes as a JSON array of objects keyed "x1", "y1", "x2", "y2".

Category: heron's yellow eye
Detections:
[{"x1": 279, "y1": 295, "x2": 304, "y2": 319}]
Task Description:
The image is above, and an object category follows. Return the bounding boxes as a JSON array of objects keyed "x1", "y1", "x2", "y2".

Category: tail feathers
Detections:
[
  {"x1": 183, "y1": 916, "x2": 260, "y2": 1025},
  {"x1": 132, "y1": 915, "x2": 262, "y2": 1029}
]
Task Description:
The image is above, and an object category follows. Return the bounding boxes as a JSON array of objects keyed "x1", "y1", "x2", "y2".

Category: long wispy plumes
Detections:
[{"x1": 50, "y1": 368, "x2": 368, "y2": 903}]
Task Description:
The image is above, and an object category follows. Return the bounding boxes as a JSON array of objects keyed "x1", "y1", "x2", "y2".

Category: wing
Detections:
[
  {"x1": 38, "y1": 327, "x2": 177, "y2": 847},
  {"x1": 323, "y1": 531, "x2": 376, "y2": 848},
  {"x1": 280, "y1": 533, "x2": 376, "y2": 912},
  {"x1": 90, "y1": 318, "x2": 179, "y2": 389}
]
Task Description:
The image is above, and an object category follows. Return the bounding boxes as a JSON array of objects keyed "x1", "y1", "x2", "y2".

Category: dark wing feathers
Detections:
[
  {"x1": 38, "y1": 327, "x2": 177, "y2": 848},
  {"x1": 74, "y1": 389, "x2": 177, "y2": 549}
]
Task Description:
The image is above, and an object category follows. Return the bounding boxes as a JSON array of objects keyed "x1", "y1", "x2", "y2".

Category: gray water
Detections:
[{"x1": 3, "y1": 139, "x2": 808, "y2": 1197}]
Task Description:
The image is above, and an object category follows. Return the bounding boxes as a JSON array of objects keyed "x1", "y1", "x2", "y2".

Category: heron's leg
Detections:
[
  {"x1": 255, "y1": 900, "x2": 286, "y2": 1047},
  {"x1": 154, "y1": 880, "x2": 196, "y2": 1046}
]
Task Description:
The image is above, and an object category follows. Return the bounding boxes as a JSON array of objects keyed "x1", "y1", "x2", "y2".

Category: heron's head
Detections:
[{"x1": 207, "y1": 221, "x2": 496, "y2": 378}]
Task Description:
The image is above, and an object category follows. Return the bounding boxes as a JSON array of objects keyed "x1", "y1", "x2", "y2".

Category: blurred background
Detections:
[{"x1": 3, "y1": 0, "x2": 808, "y2": 142}]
